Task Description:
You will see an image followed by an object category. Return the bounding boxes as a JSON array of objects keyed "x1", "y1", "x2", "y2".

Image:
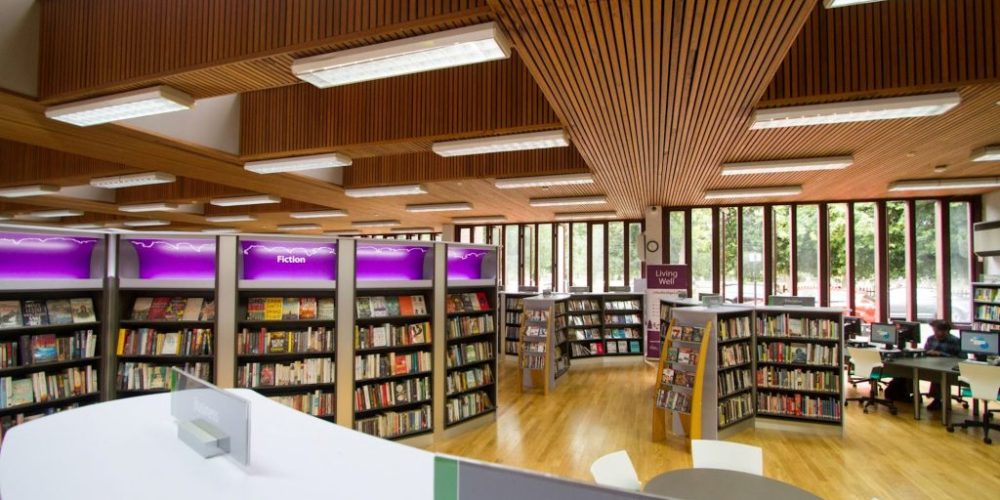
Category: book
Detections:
[
  {"x1": 21, "y1": 300, "x2": 48, "y2": 326},
  {"x1": 8, "y1": 379, "x2": 33, "y2": 407},
  {"x1": 70, "y1": 298, "x2": 96, "y2": 323},
  {"x1": 264, "y1": 298, "x2": 284, "y2": 320},
  {"x1": 317, "y1": 298, "x2": 335, "y2": 320},
  {"x1": 357, "y1": 297, "x2": 372, "y2": 319},
  {"x1": 385, "y1": 297, "x2": 400, "y2": 317},
  {"x1": 371, "y1": 297, "x2": 388, "y2": 317},
  {"x1": 183, "y1": 298, "x2": 204, "y2": 321},
  {"x1": 476, "y1": 292, "x2": 490, "y2": 311},
  {"x1": 131, "y1": 297, "x2": 153, "y2": 320},
  {"x1": 398, "y1": 296, "x2": 414, "y2": 316},
  {"x1": 300, "y1": 298, "x2": 317, "y2": 320},
  {"x1": 412, "y1": 296, "x2": 427, "y2": 315},
  {"x1": 163, "y1": 297, "x2": 187, "y2": 321},
  {"x1": 161, "y1": 332, "x2": 181, "y2": 355},
  {"x1": 200, "y1": 300, "x2": 216, "y2": 321},
  {"x1": 246, "y1": 298, "x2": 265, "y2": 320},
  {"x1": 0, "y1": 301, "x2": 22, "y2": 329},
  {"x1": 282, "y1": 298, "x2": 300, "y2": 320},
  {"x1": 268, "y1": 332, "x2": 289, "y2": 353},
  {"x1": 372, "y1": 326, "x2": 388, "y2": 347},
  {"x1": 46, "y1": 299, "x2": 73, "y2": 325},
  {"x1": 148, "y1": 297, "x2": 170, "y2": 320},
  {"x1": 31, "y1": 334, "x2": 57, "y2": 363}
]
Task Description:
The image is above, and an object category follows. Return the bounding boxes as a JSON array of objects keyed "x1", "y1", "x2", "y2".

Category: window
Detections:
[
  {"x1": 538, "y1": 224, "x2": 553, "y2": 291},
  {"x1": 522, "y1": 225, "x2": 536, "y2": 288},
  {"x1": 772, "y1": 206, "x2": 792, "y2": 296},
  {"x1": 691, "y1": 209, "x2": 713, "y2": 299},
  {"x1": 558, "y1": 223, "x2": 570, "y2": 291},
  {"x1": 950, "y1": 202, "x2": 971, "y2": 323},
  {"x1": 828, "y1": 204, "x2": 849, "y2": 310},
  {"x1": 592, "y1": 224, "x2": 605, "y2": 292},
  {"x1": 628, "y1": 222, "x2": 642, "y2": 287},
  {"x1": 572, "y1": 223, "x2": 588, "y2": 288},
  {"x1": 720, "y1": 207, "x2": 739, "y2": 301},
  {"x1": 459, "y1": 227, "x2": 471, "y2": 243},
  {"x1": 915, "y1": 200, "x2": 938, "y2": 320},
  {"x1": 473, "y1": 226, "x2": 486, "y2": 244},
  {"x1": 504, "y1": 225, "x2": 519, "y2": 292},
  {"x1": 669, "y1": 211, "x2": 686, "y2": 264},
  {"x1": 742, "y1": 206, "x2": 764, "y2": 304},
  {"x1": 796, "y1": 205, "x2": 819, "y2": 300},
  {"x1": 886, "y1": 201, "x2": 907, "y2": 319},
  {"x1": 853, "y1": 203, "x2": 877, "y2": 323},
  {"x1": 491, "y1": 226, "x2": 502, "y2": 246},
  {"x1": 608, "y1": 221, "x2": 625, "y2": 287}
]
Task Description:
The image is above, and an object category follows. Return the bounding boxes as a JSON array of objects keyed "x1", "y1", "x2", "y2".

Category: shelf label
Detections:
[
  {"x1": 646, "y1": 264, "x2": 690, "y2": 290},
  {"x1": 240, "y1": 239, "x2": 336, "y2": 280}
]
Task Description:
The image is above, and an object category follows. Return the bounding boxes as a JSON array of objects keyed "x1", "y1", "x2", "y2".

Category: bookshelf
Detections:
[
  {"x1": 653, "y1": 317, "x2": 711, "y2": 441},
  {"x1": 566, "y1": 295, "x2": 604, "y2": 358},
  {"x1": 972, "y1": 282, "x2": 1000, "y2": 332},
  {"x1": 656, "y1": 297, "x2": 701, "y2": 361},
  {"x1": 602, "y1": 293, "x2": 644, "y2": 357},
  {"x1": 519, "y1": 294, "x2": 570, "y2": 394},
  {"x1": 502, "y1": 293, "x2": 533, "y2": 356}
]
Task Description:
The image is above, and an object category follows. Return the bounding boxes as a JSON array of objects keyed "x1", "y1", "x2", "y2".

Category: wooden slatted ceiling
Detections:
[
  {"x1": 0, "y1": 139, "x2": 139, "y2": 187},
  {"x1": 762, "y1": 0, "x2": 1000, "y2": 106},
  {"x1": 38, "y1": 0, "x2": 492, "y2": 103}
]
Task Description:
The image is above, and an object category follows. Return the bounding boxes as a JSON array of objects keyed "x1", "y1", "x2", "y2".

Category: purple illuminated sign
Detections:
[
  {"x1": 240, "y1": 239, "x2": 337, "y2": 280},
  {"x1": 447, "y1": 247, "x2": 491, "y2": 280},
  {"x1": 128, "y1": 239, "x2": 217, "y2": 279},
  {"x1": 356, "y1": 244, "x2": 430, "y2": 281},
  {"x1": 0, "y1": 232, "x2": 99, "y2": 279}
]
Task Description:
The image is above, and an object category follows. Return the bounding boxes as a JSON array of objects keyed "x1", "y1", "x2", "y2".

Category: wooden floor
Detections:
[{"x1": 429, "y1": 356, "x2": 1000, "y2": 500}]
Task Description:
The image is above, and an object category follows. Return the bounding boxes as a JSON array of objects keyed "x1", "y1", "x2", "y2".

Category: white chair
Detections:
[
  {"x1": 947, "y1": 362, "x2": 1000, "y2": 444},
  {"x1": 845, "y1": 347, "x2": 898, "y2": 415},
  {"x1": 590, "y1": 450, "x2": 641, "y2": 491},
  {"x1": 690, "y1": 439, "x2": 763, "y2": 476}
]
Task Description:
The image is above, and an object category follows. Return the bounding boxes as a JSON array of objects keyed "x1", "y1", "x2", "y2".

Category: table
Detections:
[
  {"x1": 643, "y1": 468, "x2": 820, "y2": 500},
  {"x1": 883, "y1": 356, "x2": 961, "y2": 425}
]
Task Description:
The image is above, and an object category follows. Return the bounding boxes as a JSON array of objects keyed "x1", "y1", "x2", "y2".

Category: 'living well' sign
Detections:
[{"x1": 646, "y1": 264, "x2": 690, "y2": 290}]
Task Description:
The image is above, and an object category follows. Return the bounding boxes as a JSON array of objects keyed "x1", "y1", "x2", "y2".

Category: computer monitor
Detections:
[
  {"x1": 843, "y1": 316, "x2": 861, "y2": 339},
  {"x1": 870, "y1": 323, "x2": 897, "y2": 349},
  {"x1": 959, "y1": 330, "x2": 1000, "y2": 361},
  {"x1": 894, "y1": 321, "x2": 920, "y2": 347}
]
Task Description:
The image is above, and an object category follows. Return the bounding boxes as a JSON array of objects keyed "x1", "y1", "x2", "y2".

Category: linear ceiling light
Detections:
[
  {"x1": 292, "y1": 23, "x2": 510, "y2": 88},
  {"x1": 494, "y1": 173, "x2": 594, "y2": 189},
  {"x1": 390, "y1": 227, "x2": 435, "y2": 233},
  {"x1": 750, "y1": 92, "x2": 961, "y2": 129},
  {"x1": 119, "y1": 202, "x2": 180, "y2": 213},
  {"x1": 824, "y1": 0, "x2": 885, "y2": 8},
  {"x1": 554, "y1": 211, "x2": 618, "y2": 221},
  {"x1": 721, "y1": 156, "x2": 854, "y2": 176},
  {"x1": 201, "y1": 227, "x2": 239, "y2": 234},
  {"x1": 971, "y1": 145, "x2": 1000, "y2": 162},
  {"x1": 0, "y1": 184, "x2": 60, "y2": 198},
  {"x1": 65, "y1": 223, "x2": 102, "y2": 229},
  {"x1": 205, "y1": 214, "x2": 258, "y2": 223},
  {"x1": 344, "y1": 185, "x2": 427, "y2": 198},
  {"x1": 244, "y1": 153, "x2": 352, "y2": 174},
  {"x1": 90, "y1": 172, "x2": 176, "y2": 189},
  {"x1": 288, "y1": 210, "x2": 348, "y2": 219},
  {"x1": 209, "y1": 195, "x2": 281, "y2": 207},
  {"x1": 888, "y1": 177, "x2": 1000, "y2": 192},
  {"x1": 123, "y1": 220, "x2": 170, "y2": 227},
  {"x1": 28, "y1": 209, "x2": 84, "y2": 218},
  {"x1": 704, "y1": 186, "x2": 803, "y2": 199},
  {"x1": 351, "y1": 219, "x2": 401, "y2": 228},
  {"x1": 324, "y1": 230, "x2": 362, "y2": 236},
  {"x1": 405, "y1": 202, "x2": 472, "y2": 213},
  {"x1": 45, "y1": 85, "x2": 195, "y2": 127},
  {"x1": 451, "y1": 215, "x2": 507, "y2": 224},
  {"x1": 278, "y1": 223, "x2": 322, "y2": 231},
  {"x1": 529, "y1": 195, "x2": 607, "y2": 207},
  {"x1": 432, "y1": 129, "x2": 569, "y2": 157}
]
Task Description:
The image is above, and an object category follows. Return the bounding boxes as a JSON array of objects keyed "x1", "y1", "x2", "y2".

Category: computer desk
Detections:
[{"x1": 882, "y1": 356, "x2": 961, "y2": 425}]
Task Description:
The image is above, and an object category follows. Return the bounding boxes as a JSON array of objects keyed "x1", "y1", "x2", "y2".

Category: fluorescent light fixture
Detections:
[
  {"x1": 65, "y1": 223, "x2": 103, "y2": 229},
  {"x1": 122, "y1": 219, "x2": 170, "y2": 227},
  {"x1": 324, "y1": 230, "x2": 362, "y2": 236},
  {"x1": 209, "y1": 195, "x2": 281, "y2": 207},
  {"x1": 971, "y1": 145, "x2": 1000, "y2": 162},
  {"x1": 352, "y1": 219, "x2": 401, "y2": 228},
  {"x1": 750, "y1": 92, "x2": 961, "y2": 129},
  {"x1": 529, "y1": 195, "x2": 607, "y2": 207},
  {"x1": 119, "y1": 202, "x2": 180, "y2": 213},
  {"x1": 344, "y1": 185, "x2": 427, "y2": 198},
  {"x1": 201, "y1": 227, "x2": 239, "y2": 234},
  {"x1": 0, "y1": 184, "x2": 60, "y2": 198},
  {"x1": 452, "y1": 215, "x2": 507, "y2": 224},
  {"x1": 405, "y1": 202, "x2": 472, "y2": 213},
  {"x1": 90, "y1": 171, "x2": 176, "y2": 189},
  {"x1": 888, "y1": 177, "x2": 1000, "y2": 192},
  {"x1": 494, "y1": 173, "x2": 594, "y2": 189},
  {"x1": 289, "y1": 210, "x2": 348, "y2": 219},
  {"x1": 554, "y1": 211, "x2": 618, "y2": 221},
  {"x1": 278, "y1": 223, "x2": 322, "y2": 231},
  {"x1": 704, "y1": 186, "x2": 803, "y2": 199},
  {"x1": 28, "y1": 209, "x2": 83, "y2": 218},
  {"x1": 205, "y1": 214, "x2": 258, "y2": 223},
  {"x1": 292, "y1": 23, "x2": 511, "y2": 88},
  {"x1": 432, "y1": 130, "x2": 569, "y2": 157},
  {"x1": 721, "y1": 156, "x2": 854, "y2": 176},
  {"x1": 244, "y1": 153, "x2": 352, "y2": 174},
  {"x1": 390, "y1": 227, "x2": 435, "y2": 233},
  {"x1": 45, "y1": 85, "x2": 195, "y2": 127},
  {"x1": 824, "y1": 0, "x2": 884, "y2": 8}
]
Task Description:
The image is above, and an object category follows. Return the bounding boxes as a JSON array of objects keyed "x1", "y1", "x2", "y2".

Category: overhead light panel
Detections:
[
  {"x1": 289, "y1": 210, "x2": 348, "y2": 219},
  {"x1": 119, "y1": 202, "x2": 180, "y2": 213},
  {"x1": 721, "y1": 156, "x2": 854, "y2": 176},
  {"x1": 278, "y1": 223, "x2": 322, "y2": 231},
  {"x1": 244, "y1": 153, "x2": 352, "y2": 174},
  {"x1": 971, "y1": 145, "x2": 1000, "y2": 162},
  {"x1": 344, "y1": 185, "x2": 426, "y2": 198},
  {"x1": 65, "y1": 223, "x2": 103, "y2": 230},
  {"x1": 123, "y1": 220, "x2": 170, "y2": 227},
  {"x1": 390, "y1": 227, "x2": 435, "y2": 233},
  {"x1": 824, "y1": 0, "x2": 885, "y2": 8},
  {"x1": 888, "y1": 177, "x2": 1000, "y2": 192},
  {"x1": 554, "y1": 211, "x2": 618, "y2": 221},
  {"x1": 28, "y1": 209, "x2": 83, "y2": 218},
  {"x1": 90, "y1": 172, "x2": 176, "y2": 189},
  {"x1": 324, "y1": 230, "x2": 362, "y2": 236},
  {"x1": 205, "y1": 214, "x2": 258, "y2": 223},
  {"x1": 0, "y1": 184, "x2": 60, "y2": 198},
  {"x1": 529, "y1": 195, "x2": 607, "y2": 207},
  {"x1": 750, "y1": 92, "x2": 961, "y2": 129},
  {"x1": 452, "y1": 215, "x2": 507, "y2": 224},
  {"x1": 494, "y1": 173, "x2": 593, "y2": 189},
  {"x1": 201, "y1": 227, "x2": 239, "y2": 234},
  {"x1": 405, "y1": 202, "x2": 472, "y2": 213},
  {"x1": 432, "y1": 130, "x2": 569, "y2": 157},
  {"x1": 292, "y1": 23, "x2": 511, "y2": 88},
  {"x1": 704, "y1": 186, "x2": 803, "y2": 199},
  {"x1": 352, "y1": 220, "x2": 401, "y2": 228},
  {"x1": 210, "y1": 195, "x2": 281, "y2": 207},
  {"x1": 45, "y1": 85, "x2": 195, "y2": 127}
]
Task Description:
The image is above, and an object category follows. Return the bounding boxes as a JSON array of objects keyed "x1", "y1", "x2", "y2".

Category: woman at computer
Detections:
[{"x1": 924, "y1": 319, "x2": 961, "y2": 411}]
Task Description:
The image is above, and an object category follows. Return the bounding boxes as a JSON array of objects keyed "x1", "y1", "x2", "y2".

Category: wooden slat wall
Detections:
[
  {"x1": 762, "y1": 0, "x2": 1000, "y2": 105},
  {"x1": 0, "y1": 139, "x2": 138, "y2": 187},
  {"x1": 38, "y1": 0, "x2": 491, "y2": 101}
]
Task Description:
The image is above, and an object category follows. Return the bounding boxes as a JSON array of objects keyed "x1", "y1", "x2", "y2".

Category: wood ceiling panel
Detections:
[{"x1": 0, "y1": 139, "x2": 139, "y2": 187}]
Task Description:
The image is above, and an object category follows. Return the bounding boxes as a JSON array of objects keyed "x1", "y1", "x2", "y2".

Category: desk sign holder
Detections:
[{"x1": 171, "y1": 368, "x2": 251, "y2": 465}]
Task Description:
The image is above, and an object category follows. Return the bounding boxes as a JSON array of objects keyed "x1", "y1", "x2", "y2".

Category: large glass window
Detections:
[
  {"x1": 772, "y1": 206, "x2": 792, "y2": 296},
  {"x1": 950, "y1": 202, "x2": 971, "y2": 323},
  {"x1": 628, "y1": 222, "x2": 642, "y2": 287},
  {"x1": 558, "y1": 223, "x2": 570, "y2": 292},
  {"x1": 522, "y1": 225, "x2": 536, "y2": 288},
  {"x1": 691, "y1": 209, "x2": 714, "y2": 299},
  {"x1": 504, "y1": 225, "x2": 519, "y2": 292},
  {"x1": 853, "y1": 203, "x2": 877, "y2": 323},
  {"x1": 742, "y1": 207, "x2": 764, "y2": 304},
  {"x1": 796, "y1": 205, "x2": 820, "y2": 299},
  {"x1": 608, "y1": 221, "x2": 625, "y2": 287},
  {"x1": 828, "y1": 204, "x2": 849, "y2": 310},
  {"x1": 459, "y1": 227, "x2": 471, "y2": 243},
  {"x1": 491, "y1": 226, "x2": 501, "y2": 246},
  {"x1": 886, "y1": 201, "x2": 907, "y2": 319},
  {"x1": 538, "y1": 224, "x2": 553, "y2": 292},
  {"x1": 592, "y1": 224, "x2": 605, "y2": 292},
  {"x1": 669, "y1": 211, "x2": 686, "y2": 264},
  {"x1": 572, "y1": 223, "x2": 588, "y2": 288},
  {"x1": 473, "y1": 226, "x2": 486, "y2": 244},
  {"x1": 915, "y1": 200, "x2": 938, "y2": 320},
  {"x1": 720, "y1": 208, "x2": 739, "y2": 301}
]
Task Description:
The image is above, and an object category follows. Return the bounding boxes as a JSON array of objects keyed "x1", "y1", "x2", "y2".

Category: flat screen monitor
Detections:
[
  {"x1": 844, "y1": 316, "x2": 861, "y2": 338},
  {"x1": 894, "y1": 321, "x2": 920, "y2": 346},
  {"x1": 870, "y1": 323, "x2": 897, "y2": 348},
  {"x1": 960, "y1": 330, "x2": 1000, "y2": 360}
]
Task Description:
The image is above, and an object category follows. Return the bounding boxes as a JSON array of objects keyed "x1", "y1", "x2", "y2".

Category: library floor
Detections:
[{"x1": 430, "y1": 357, "x2": 1000, "y2": 500}]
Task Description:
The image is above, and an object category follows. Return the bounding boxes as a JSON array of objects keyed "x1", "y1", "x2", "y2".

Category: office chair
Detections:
[
  {"x1": 947, "y1": 363, "x2": 1000, "y2": 444},
  {"x1": 691, "y1": 440, "x2": 763, "y2": 476},
  {"x1": 845, "y1": 347, "x2": 898, "y2": 415},
  {"x1": 590, "y1": 450, "x2": 641, "y2": 491}
]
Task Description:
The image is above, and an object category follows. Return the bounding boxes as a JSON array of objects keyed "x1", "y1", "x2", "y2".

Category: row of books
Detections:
[
  {"x1": 116, "y1": 328, "x2": 213, "y2": 357},
  {"x1": 245, "y1": 297, "x2": 334, "y2": 321},
  {"x1": 354, "y1": 376, "x2": 430, "y2": 411},
  {"x1": 555, "y1": 346, "x2": 570, "y2": 372},
  {"x1": 719, "y1": 392, "x2": 753, "y2": 427},
  {"x1": 236, "y1": 327, "x2": 334, "y2": 355},
  {"x1": 719, "y1": 368, "x2": 753, "y2": 397},
  {"x1": 668, "y1": 346, "x2": 699, "y2": 365},
  {"x1": 972, "y1": 321, "x2": 1000, "y2": 332},
  {"x1": 117, "y1": 362, "x2": 210, "y2": 391},
  {"x1": 446, "y1": 391, "x2": 494, "y2": 424},
  {"x1": 670, "y1": 325, "x2": 705, "y2": 343},
  {"x1": 604, "y1": 299, "x2": 640, "y2": 311},
  {"x1": 756, "y1": 367, "x2": 840, "y2": 393},
  {"x1": 523, "y1": 342, "x2": 546, "y2": 353},
  {"x1": 0, "y1": 298, "x2": 96, "y2": 329},
  {"x1": 605, "y1": 327, "x2": 640, "y2": 339},
  {"x1": 718, "y1": 316, "x2": 752, "y2": 341},
  {"x1": 505, "y1": 311, "x2": 522, "y2": 324},
  {"x1": 719, "y1": 343, "x2": 752, "y2": 368},
  {"x1": 0, "y1": 330, "x2": 98, "y2": 368},
  {"x1": 357, "y1": 295, "x2": 428, "y2": 319},
  {"x1": 353, "y1": 322, "x2": 430, "y2": 350},
  {"x1": 757, "y1": 392, "x2": 842, "y2": 420},
  {"x1": 130, "y1": 297, "x2": 216, "y2": 322},
  {"x1": 446, "y1": 341, "x2": 494, "y2": 369},
  {"x1": 353, "y1": 405, "x2": 431, "y2": 439},
  {"x1": 974, "y1": 304, "x2": 1000, "y2": 321},
  {"x1": 0, "y1": 403, "x2": 80, "y2": 447},
  {"x1": 656, "y1": 388, "x2": 692, "y2": 413},
  {"x1": 567, "y1": 299, "x2": 600, "y2": 311},
  {"x1": 757, "y1": 342, "x2": 839, "y2": 367},
  {"x1": 268, "y1": 391, "x2": 334, "y2": 417},
  {"x1": 505, "y1": 297, "x2": 525, "y2": 311},
  {"x1": 607, "y1": 340, "x2": 640, "y2": 354},
  {"x1": 604, "y1": 313, "x2": 641, "y2": 324},
  {"x1": 568, "y1": 314, "x2": 601, "y2": 326},
  {"x1": 522, "y1": 354, "x2": 545, "y2": 369},
  {"x1": 758, "y1": 315, "x2": 839, "y2": 339},
  {"x1": 973, "y1": 286, "x2": 999, "y2": 302},
  {"x1": 525, "y1": 309, "x2": 548, "y2": 322},
  {"x1": 571, "y1": 328, "x2": 601, "y2": 340},
  {"x1": 446, "y1": 365, "x2": 494, "y2": 396},
  {"x1": 355, "y1": 351, "x2": 431, "y2": 381},
  {"x1": 236, "y1": 358, "x2": 335, "y2": 388},
  {"x1": 571, "y1": 342, "x2": 603, "y2": 356},
  {"x1": 445, "y1": 292, "x2": 492, "y2": 314},
  {"x1": 1, "y1": 366, "x2": 98, "y2": 409},
  {"x1": 662, "y1": 367, "x2": 695, "y2": 389},
  {"x1": 525, "y1": 325, "x2": 547, "y2": 337},
  {"x1": 446, "y1": 315, "x2": 495, "y2": 339}
]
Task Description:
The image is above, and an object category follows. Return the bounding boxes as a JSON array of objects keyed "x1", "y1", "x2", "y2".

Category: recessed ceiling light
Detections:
[
  {"x1": 494, "y1": 173, "x2": 594, "y2": 189},
  {"x1": 824, "y1": 0, "x2": 885, "y2": 7},
  {"x1": 720, "y1": 156, "x2": 854, "y2": 176},
  {"x1": 278, "y1": 223, "x2": 322, "y2": 231},
  {"x1": 0, "y1": 184, "x2": 60, "y2": 198},
  {"x1": 703, "y1": 186, "x2": 803, "y2": 199},
  {"x1": 451, "y1": 215, "x2": 507, "y2": 224},
  {"x1": 390, "y1": 227, "x2": 435, "y2": 233},
  {"x1": 352, "y1": 219, "x2": 401, "y2": 228},
  {"x1": 123, "y1": 219, "x2": 170, "y2": 227},
  {"x1": 432, "y1": 130, "x2": 569, "y2": 157},
  {"x1": 405, "y1": 202, "x2": 472, "y2": 213},
  {"x1": 90, "y1": 171, "x2": 176, "y2": 189},
  {"x1": 292, "y1": 23, "x2": 510, "y2": 88},
  {"x1": 289, "y1": 210, "x2": 348, "y2": 219},
  {"x1": 205, "y1": 214, "x2": 258, "y2": 223},
  {"x1": 970, "y1": 145, "x2": 1000, "y2": 162},
  {"x1": 934, "y1": 165, "x2": 949, "y2": 174},
  {"x1": 244, "y1": 153, "x2": 352, "y2": 174},
  {"x1": 529, "y1": 195, "x2": 607, "y2": 207},
  {"x1": 119, "y1": 202, "x2": 180, "y2": 213},
  {"x1": 344, "y1": 185, "x2": 426, "y2": 198},
  {"x1": 888, "y1": 177, "x2": 1000, "y2": 192},
  {"x1": 554, "y1": 211, "x2": 618, "y2": 221},
  {"x1": 209, "y1": 195, "x2": 281, "y2": 207},
  {"x1": 45, "y1": 85, "x2": 194, "y2": 127},
  {"x1": 28, "y1": 209, "x2": 84, "y2": 218},
  {"x1": 750, "y1": 92, "x2": 961, "y2": 129}
]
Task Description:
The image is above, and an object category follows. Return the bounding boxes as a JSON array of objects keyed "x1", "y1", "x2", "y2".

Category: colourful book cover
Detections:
[
  {"x1": 0, "y1": 301, "x2": 22, "y2": 329},
  {"x1": 163, "y1": 297, "x2": 187, "y2": 321},
  {"x1": 200, "y1": 300, "x2": 216, "y2": 321},
  {"x1": 263, "y1": 298, "x2": 284, "y2": 321},
  {"x1": 182, "y1": 298, "x2": 204, "y2": 321},
  {"x1": 371, "y1": 297, "x2": 388, "y2": 318},
  {"x1": 268, "y1": 332, "x2": 289, "y2": 353},
  {"x1": 282, "y1": 298, "x2": 300, "y2": 320},
  {"x1": 356, "y1": 297, "x2": 372, "y2": 319},
  {"x1": 476, "y1": 292, "x2": 491, "y2": 311},
  {"x1": 70, "y1": 298, "x2": 96, "y2": 324},
  {"x1": 398, "y1": 296, "x2": 414, "y2": 316},
  {"x1": 21, "y1": 300, "x2": 48, "y2": 326},
  {"x1": 8, "y1": 379, "x2": 33, "y2": 407},
  {"x1": 412, "y1": 296, "x2": 427, "y2": 316},
  {"x1": 385, "y1": 297, "x2": 400, "y2": 317},
  {"x1": 30, "y1": 334, "x2": 57, "y2": 363},
  {"x1": 299, "y1": 297, "x2": 317, "y2": 320},
  {"x1": 131, "y1": 297, "x2": 153, "y2": 320},
  {"x1": 45, "y1": 299, "x2": 73, "y2": 325},
  {"x1": 317, "y1": 298, "x2": 335, "y2": 320},
  {"x1": 147, "y1": 297, "x2": 170, "y2": 320}
]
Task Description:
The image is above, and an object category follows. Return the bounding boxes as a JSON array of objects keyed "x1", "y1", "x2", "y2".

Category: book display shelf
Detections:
[
  {"x1": 972, "y1": 282, "x2": 1000, "y2": 332},
  {"x1": 602, "y1": 293, "x2": 644, "y2": 357},
  {"x1": 653, "y1": 316, "x2": 710, "y2": 441},
  {"x1": 235, "y1": 237, "x2": 338, "y2": 421},
  {"x1": 519, "y1": 294, "x2": 570, "y2": 395},
  {"x1": 501, "y1": 293, "x2": 534, "y2": 356},
  {"x1": 567, "y1": 295, "x2": 604, "y2": 358},
  {"x1": 656, "y1": 297, "x2": 701, "y2": 361}
]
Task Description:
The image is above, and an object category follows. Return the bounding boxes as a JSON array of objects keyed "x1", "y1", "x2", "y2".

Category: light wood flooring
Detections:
[{"x1": 429, "y1": 356, "x2": 1000, "y2": 500}]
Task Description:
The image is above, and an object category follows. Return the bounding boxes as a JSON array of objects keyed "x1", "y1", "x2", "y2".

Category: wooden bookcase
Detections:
[
  {"x1": 519, "y1": 294, "x2": 570, "y2": 394},
  {"x1": 443, "y1": 286, "x2": 497, "y2": 428},
  {"x1": 501, "y1": 293, "x2": 533, "y2": 356},
  {"x1": 566, "y1": 295, "x2": 604, "y2": 358},
  {"x1": 972, "y1": 282, "x2": 1000, "y2": 332},
  {"x1": 601, "y1": 293, "x2": 644, "y2": 357}
]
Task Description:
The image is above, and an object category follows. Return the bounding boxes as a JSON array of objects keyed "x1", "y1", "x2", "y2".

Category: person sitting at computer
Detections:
[{"x1": 924, "y1": 319, "x2": 961, "y2": 411}]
